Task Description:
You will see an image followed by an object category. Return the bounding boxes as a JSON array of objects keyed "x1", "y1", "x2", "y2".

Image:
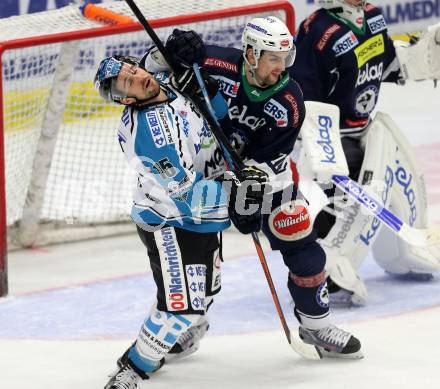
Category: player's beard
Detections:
[
  {"x1": 134, "y1": 79, "x2": 162, "y2": 107},
  {"x1": 257, "y1": 72, "x2": 280, "y2": 87}
]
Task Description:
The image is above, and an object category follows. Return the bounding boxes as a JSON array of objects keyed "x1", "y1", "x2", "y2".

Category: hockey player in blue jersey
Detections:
[
  {"x1": 290, "y1": 1, "x2": 440, "y2": 305},
  {"x1": 146, "y1": 16, "x2": 362, "y2": 361},
  {"x1": 94, "y1": 55, "x2": 269, "y2": 388}
]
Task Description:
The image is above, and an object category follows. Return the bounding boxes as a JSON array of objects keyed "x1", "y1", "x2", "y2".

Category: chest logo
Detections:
[
  {"x1": 354, "y1": 34, "x2": 384, "y2": 68},
  {"x1": 263, "y1": 99, "x2": 288, "y2": 127},
  {"x1": 332, "y1": 31, "x2": 359, "y2": 57}
]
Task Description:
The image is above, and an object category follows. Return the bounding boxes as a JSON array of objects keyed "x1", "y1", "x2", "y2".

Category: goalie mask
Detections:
[
  {"x1": 316, "y1": 0, "x2": 366, "y2": 29},
  {"x1": 241, "y1": 16, "x2": 295, "y2": 70}
]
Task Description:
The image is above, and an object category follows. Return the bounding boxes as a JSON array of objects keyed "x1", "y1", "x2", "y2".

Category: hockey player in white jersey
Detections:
[
  {"x1": 290, "y1": 0, "x2": 440, "y2": 305},
  {"x1": 94, "y1": 55, "x2": 269, "y2": 388}
]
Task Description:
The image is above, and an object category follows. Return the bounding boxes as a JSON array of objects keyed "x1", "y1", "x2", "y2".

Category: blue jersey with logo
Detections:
[
  {"x1": 118, "y1": 73, "x2": 230, "y2": 233},
  {"x1": 203, "y1": 45, "x2": 305, "y2": 188},
  {"x1": 290, "y1": 4, "x2": 401, "y2": 138}
]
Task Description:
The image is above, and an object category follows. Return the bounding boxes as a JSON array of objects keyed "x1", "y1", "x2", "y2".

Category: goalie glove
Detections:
[{"x1": 223, "y1": 166, "x2": 270, "y2": 234}]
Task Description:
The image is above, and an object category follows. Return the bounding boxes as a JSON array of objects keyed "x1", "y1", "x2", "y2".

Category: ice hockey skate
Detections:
[
  {"x1": 116, "y1": 317, "x2": 209, "y2": 369},
  {"x1": 299, "y1": 325, "x2": 363, "y2": 359},
  {"x1": 166, "y1": 316, "x2": 210, "y2": 361},
  {"x1": 105, "y1": 358, "x2": 150, "y2": 389}
]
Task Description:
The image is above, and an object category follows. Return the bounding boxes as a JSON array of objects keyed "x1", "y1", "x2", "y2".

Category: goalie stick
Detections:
[
  {"x1": 123, "y1": 0, "x2": 322, "y2": 360},
  {"x1": 332, "y1": 175, "x2": 440, "y2": 248}
]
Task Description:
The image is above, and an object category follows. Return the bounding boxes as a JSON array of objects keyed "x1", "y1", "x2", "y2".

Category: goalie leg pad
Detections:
[
  {"x1": 319, "y1": 114, "x2": 402, "y2": 303},
  {"x1": 371, "y1": 113, "x2": 440, "y2": 275}
]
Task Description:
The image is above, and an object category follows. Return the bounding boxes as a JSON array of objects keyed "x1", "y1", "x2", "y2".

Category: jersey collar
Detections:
[
  {"x1": 326, "y1": 9, "x2": 366, "y2": 36},
  {"x1": 241, "y1": 64, "x2": 290, "y2": 102}
]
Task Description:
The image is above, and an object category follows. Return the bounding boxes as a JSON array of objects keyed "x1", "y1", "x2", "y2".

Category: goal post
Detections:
[{"x1": 0, "y1": 0, "x2": 296, "y2": 297}]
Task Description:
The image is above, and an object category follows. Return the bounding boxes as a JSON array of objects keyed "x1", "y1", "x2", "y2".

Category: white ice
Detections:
[{"x1": 1, "y1": 81, "x2": 440, "y2": 389}]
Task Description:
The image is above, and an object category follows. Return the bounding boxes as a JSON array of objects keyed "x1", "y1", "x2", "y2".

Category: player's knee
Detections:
[{"x1": 281, "y1": 240, "x2": 326, "y2": 276}]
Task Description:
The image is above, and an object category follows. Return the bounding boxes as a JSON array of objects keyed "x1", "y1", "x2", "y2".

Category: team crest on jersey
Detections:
[
  {"x1": 263, "y1": 99, "x2": 288, "y2": 127},
  {"x1": 367, "y1": 14, "x2": 387, "y2": 34},
  {"x1": 316, "y1": 283, "x2": 329, "y2": 308},
  {"x1": 332, "y1": 31, "x2": 359, "y2": 57},
  {"x1": 354, "y1": 85, "x2": 378, "y2": 117},
  {"x1": 354, "y1": 34, "x2": 384, "y2": 68},
  {"x1": 268, "y1": 199, "x2": 312, "y2": 241},
  {"x1": 216, "y1": 75, "x2": 240, "y2": 97}
]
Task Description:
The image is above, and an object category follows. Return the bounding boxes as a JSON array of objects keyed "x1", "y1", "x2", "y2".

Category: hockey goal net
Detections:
[{"x1": 0, "y1": 0, "x2": 295, "y2": 295}]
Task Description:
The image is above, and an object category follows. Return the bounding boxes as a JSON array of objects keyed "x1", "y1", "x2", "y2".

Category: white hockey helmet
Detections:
[
  {"x1": 241, "y1": 16, "x2": 295, "y2": 69},
  {"x1": 316, "y1": 1, "x2": 366, "y2": 28}
]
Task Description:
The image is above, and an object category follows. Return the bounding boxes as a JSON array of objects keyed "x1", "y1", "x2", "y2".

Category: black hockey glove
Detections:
[
  {"x1": 165, "y1": 29, "x2": 206, "y2": 71},
  {"x1": 170, "y1": 66, "x2": 219, "y2": 100},
  {"x1": 224, "y1": 166, "x2": 270, "y2": 235}
]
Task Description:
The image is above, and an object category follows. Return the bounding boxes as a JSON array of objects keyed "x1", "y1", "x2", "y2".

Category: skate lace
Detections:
[
  {"x1": 178, "y1": 326, "x2": 197, "y2": 346},
  {"x1": 177, "y1": 320, "x2": 209, "y2": 349},
  {"x1": 316, "y1": 325, "x2": 351, "y2": 347},
  {"x1": 112, "y1": 366, "x2": 141, "y2": 389}
]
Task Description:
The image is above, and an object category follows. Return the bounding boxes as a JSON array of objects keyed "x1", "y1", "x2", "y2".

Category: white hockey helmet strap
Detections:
[{"x1": 241, "y1": 16, "x2": 295, "y2": 69}]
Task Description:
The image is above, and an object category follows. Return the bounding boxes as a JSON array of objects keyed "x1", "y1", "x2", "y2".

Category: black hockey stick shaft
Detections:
[
  {"x1": 123, "y1": 0, "x2": 293, "y2": 344},
  {"x1": 125, "y1": 0, "x2": 177, "y2": 74},
  {"x1": 124, "y1": 0, "x2": 244, "y2": 170}
]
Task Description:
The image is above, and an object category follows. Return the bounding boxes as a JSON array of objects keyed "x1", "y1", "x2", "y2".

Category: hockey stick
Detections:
[
  {"x1": 192, "y1": 65, "x2": 322, "y2": 360},
  {"x1": 123, "y1": 0, "x2": 321, "y2": 360},
  {"x1": 332, "y1": 175, "x2": 440, "y2": 247}
]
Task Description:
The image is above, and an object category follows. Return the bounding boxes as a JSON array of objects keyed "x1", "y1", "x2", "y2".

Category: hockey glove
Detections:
[
  {"x1": 171, "y1": 67, "x2": 219, "y2": 100},
  {"x1": 165, "y1": 29, "x2": 206, "y2": 72},
  {"x1": 224, "y1": 166, "x2": 269, "y2": 234}
]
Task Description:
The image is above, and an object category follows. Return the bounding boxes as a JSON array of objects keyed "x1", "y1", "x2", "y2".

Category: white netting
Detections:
[{"x1": 0, "y1": 0, "x2": 292, "y2": 247}]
